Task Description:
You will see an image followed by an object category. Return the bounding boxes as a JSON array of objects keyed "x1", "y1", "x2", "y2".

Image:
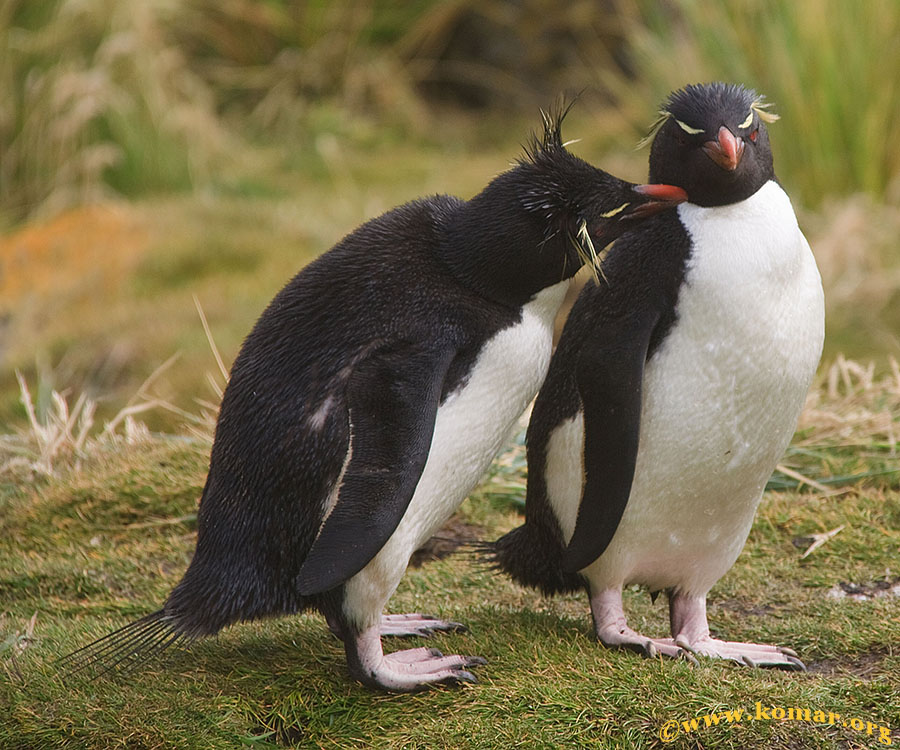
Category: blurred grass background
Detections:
[{"x1": 1, "y1": 0, "x2": 899, "y2": 429}]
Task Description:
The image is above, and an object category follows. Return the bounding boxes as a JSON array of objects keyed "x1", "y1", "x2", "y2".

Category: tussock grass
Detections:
[
  {"x1": 0, "y1": 0, "x2": 432, "y2": 224},
  {"x1": 612, "y1": 0, "x2": 900, "y2": 206},
  {"x1": 0, "y1": 367, "x2": 163, "y2": 479},
  {"x1": 805, "y1": 196, "x2": 900, "y2": 359},
  {"x1": 4, "y1": 0, "x2": 899, "y2": 429},
  {"x1": 5, "y1": 0, "x2": 899, "y2": 226},
  {"x1": 0, "y1": 135, "x2": 512, "y2": 433},
  {"x1": 0, "y1": 0, "x2": 230, "y2": 224},
  {"x1": 770, "y1": 357, "x2": 900, "y2": 495},
  {"x1": 1, "y1": 349, "x2": 216, "y2": 480},
  {"x1": 800, "y1": 356, "x2": 900, "y2": 447}
]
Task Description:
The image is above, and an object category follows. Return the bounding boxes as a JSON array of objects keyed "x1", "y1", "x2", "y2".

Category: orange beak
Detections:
[
  {"x1": 702, "y1": 126, "x2": 744, "y2": 171},
  {"x1": 626, "y1": 183, "x2": 689, "y2": 217}
]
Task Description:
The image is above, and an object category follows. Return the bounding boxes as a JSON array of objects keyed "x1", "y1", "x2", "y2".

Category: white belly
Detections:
[
  {"x1": 552, "y1": 181, "x2": 824, "y2": 595},
  {"x1": 343, "y1": 279, "x2": 570, "y2": 624}
]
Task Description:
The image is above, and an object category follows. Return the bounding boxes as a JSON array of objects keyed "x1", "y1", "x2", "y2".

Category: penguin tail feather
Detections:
[
  {"x1": 57, "y1": 610, "x2": 193, "y2": 680},
  {"x1": 468, "y1": 525, "x2": 585, "y2": 596}
]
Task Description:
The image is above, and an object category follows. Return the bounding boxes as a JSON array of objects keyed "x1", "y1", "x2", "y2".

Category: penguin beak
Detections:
[
  {"x1": 625, "y1": 183, "x2": 689, "y2": 218},
  {"x1": 703, "y1": 126, "x2": 744, "y2": 171}
]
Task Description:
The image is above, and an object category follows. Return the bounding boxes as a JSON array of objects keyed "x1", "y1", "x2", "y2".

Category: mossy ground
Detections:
[{"x1": 1, "y1": 418, "x2": 898, "y2": 749}]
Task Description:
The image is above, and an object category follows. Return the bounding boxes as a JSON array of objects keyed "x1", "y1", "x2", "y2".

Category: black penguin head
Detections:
[
  {"x1": 519, "y1": 105, "x2": 688, "y2": 265},
  {"x1": 448, "y1": 104, "x2": 687, "y2": 304},
  {"x1": 646, "y1": 82, "x2": 778, "y2": 207},
  {"x1": 446, "y1": 102, "x2": 686, "y2": 306}
]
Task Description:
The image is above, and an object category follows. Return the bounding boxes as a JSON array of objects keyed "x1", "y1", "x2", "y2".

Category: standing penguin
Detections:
[
  {"x1": 61, "y1": 107, "x2": 686, "y2": 692},
  {"x1": 490, "y1": 83, "x2": 824, "y2": 669}
]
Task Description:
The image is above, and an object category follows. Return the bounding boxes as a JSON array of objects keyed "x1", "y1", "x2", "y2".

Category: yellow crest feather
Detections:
[
  {"x1": 570, "y1": 219, "x2": 607, "y2": 284},
  {"x1": 636, "y1": 110, "x2": 672, "y2": 150},
  {"x1": 751, "y1": 96, "x2": 780, "y2": 124}
]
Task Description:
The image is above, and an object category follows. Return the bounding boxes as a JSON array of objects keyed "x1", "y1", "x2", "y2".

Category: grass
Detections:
[
  {"x1": 614, "y1": 0, "x2": 900, "y2": 206},
  {"x1": 4, "y1": 0, "x2": 900, "y2": 224},
  {"x1": 1, "y1": 368, "x2": 898, "y2": 749}
]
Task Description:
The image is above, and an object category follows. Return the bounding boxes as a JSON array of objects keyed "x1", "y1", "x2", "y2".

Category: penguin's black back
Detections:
[
  {"x1": 58, "y1": 106, "x2": 686, "y2": 675},
  {"x1": 491, "y1": 209, "x2": 693, "y2": 594},
  {"x1": 171, "y1": 195, "x2": 538, "y2": 634}
]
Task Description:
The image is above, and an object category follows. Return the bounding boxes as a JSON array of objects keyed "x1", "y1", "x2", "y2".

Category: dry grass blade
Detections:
[
  {"x1": 120, "y1": 514, "x2": 197, "y2": 531},
  {"x1": 797, "y1": 356, "x2": 900, "y2": 447},
  {"x1": 774, "y1": 464, "x2": 839, "y2": 495},
  {"x1": 193, "y1": 294, "x2": 229, "y2": 387},
  {"x1": 799, "y1": 525, "x2": 846, "y2": 560}
]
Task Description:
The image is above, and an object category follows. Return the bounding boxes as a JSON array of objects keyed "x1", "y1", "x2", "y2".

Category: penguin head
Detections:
[
  {"x1": 444, "y1": 102, "x2": 686, "y2": 306},
  {"x1": 646, "y1": 82, "x2": 778, "y2": 207},
  {"x1": 518, "y1": 107, "x2": 688, "y2": 269}
]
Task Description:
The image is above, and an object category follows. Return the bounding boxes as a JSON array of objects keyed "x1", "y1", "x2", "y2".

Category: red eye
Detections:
[{"x1": 749, "y1": 129, "x2": 759, "y2": 142}]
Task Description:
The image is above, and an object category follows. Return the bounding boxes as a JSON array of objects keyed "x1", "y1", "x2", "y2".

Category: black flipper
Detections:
[
  {"x1": 562, "y1": 308, "x2": 659, "y2": 573},
  {"x1": 297, "y1": 344, "x2": 457, "y2": 595}
]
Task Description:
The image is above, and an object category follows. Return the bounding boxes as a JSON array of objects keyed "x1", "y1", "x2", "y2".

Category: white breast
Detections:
[
  {"x1": 343, "y1": 279, "x2": 571, "y2": 622},
  {"x1": 554, "y1": 181, "x2": 824, "y2": 596}
]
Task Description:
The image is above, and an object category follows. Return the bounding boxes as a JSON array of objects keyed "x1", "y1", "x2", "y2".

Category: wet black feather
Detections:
[{"x1": 57, "y1": 100, "x2": 664, "y2": 680}]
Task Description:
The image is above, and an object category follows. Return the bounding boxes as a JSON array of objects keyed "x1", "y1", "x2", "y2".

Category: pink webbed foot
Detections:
[
  {"x1": 590, "y1": 588, "x2": 698, "y2": 664},
  {"x1": 344, "y1": 624, "x2": 485, "y2": 692},
  {"x1": 673, "y1": 634, "x2": 805, "y2": 670},
  {"x1": 669, "y1": 592, "x2": 806, "y2": 671},
  {"x1": 378, "y1": 613, "x2": 467, "y2": 638},
  {"x1": 589, "y1": 588, "x2": 804, "y2": 671},
  {"x1": 326, "y1": 612, "x2": 466, "y2": 640}
]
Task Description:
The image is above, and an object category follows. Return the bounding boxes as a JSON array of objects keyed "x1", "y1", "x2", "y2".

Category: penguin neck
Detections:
[{"x1": 440, "y1": 203, "x2": 577, "y2": 309}]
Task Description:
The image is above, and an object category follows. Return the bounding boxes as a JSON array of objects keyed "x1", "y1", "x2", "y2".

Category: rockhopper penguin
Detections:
[
  {"x1": 60, "y1": 106, "x2": 686, "y2": 692},
  {"x1": 490, "y1": 83, "x2": 824, "y2": 669}
]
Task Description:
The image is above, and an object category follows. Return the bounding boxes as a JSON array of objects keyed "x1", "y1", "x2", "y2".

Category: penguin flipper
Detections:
[
  {"x1": 562, "y1": 308, "x2": 659, "y2": 573},
  {"x1": 297, "y1": 344, "x2": 457, "y2": 595}
]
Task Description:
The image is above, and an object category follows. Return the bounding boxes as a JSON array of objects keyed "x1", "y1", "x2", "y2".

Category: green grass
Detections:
[
  {"x1": 618, "y1": 0, "x2": 900, "y2": 207},
  {"x1": 4, "y1": 0, "x2": 900, "y2": 224},
  {"x1": 1, "y1": 401, "x2": 898, "y2": 748}
]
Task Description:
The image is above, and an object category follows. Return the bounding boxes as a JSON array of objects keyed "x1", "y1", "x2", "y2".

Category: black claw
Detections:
[
  {"x1": 435, "y1": 672, "x2": 471, "y2": 688},
  {"x1": 785, "y1": 656, "x2": 807, "y2": 672},
  {"x1": 427, "y1": 648, "x2": 444, "y2": 658},
  {"x1": 465, "y1": 655, "x2": 488, "y2": 667},
  {"x1": 677, "y1": 649, "x2": 700, "y2": 667},
  {"x1": 757, "y1": 656, "x2": 806, "y2": 672}
]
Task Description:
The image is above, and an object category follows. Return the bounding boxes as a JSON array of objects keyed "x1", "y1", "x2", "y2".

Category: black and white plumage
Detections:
[
  {"x1": 490, "y1": 83, "x2": 824, "y2": 669},
  {"x1": 60, "y1": 106, "x2": 686, "y2": 692}
]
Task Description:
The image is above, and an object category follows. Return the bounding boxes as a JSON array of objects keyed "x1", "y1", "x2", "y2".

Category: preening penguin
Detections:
[
  {"x1": 60, "y1": 105, "x2": 686, "y2": 692},
  {"x1": 490, "y1": 83, "x2": 824, "y2": 669}
]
